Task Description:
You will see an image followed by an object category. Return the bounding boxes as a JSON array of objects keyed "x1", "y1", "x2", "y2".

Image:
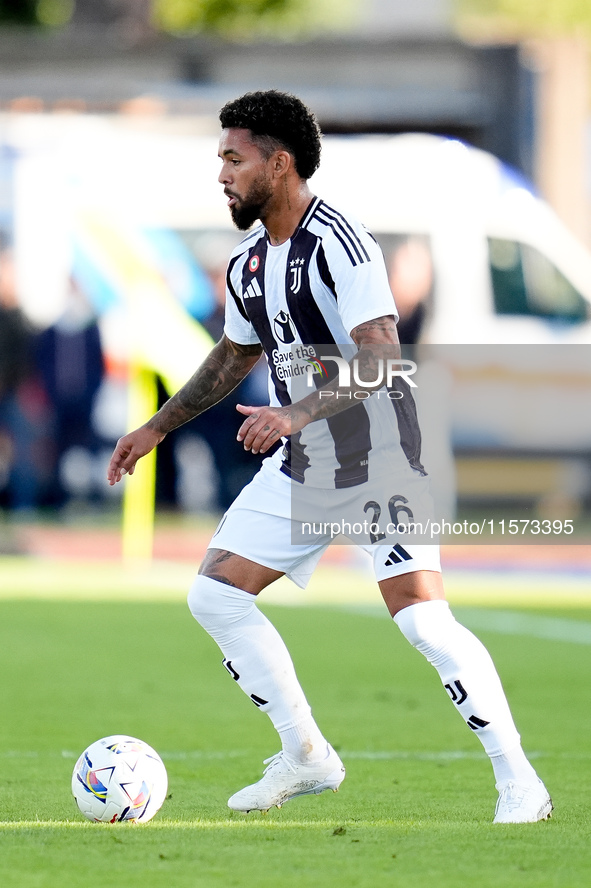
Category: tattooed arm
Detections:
[
  {"x1": 236, "y1": 315, "x2": 403, "y2": 454},
  {"x1": 107, "y1": 335, "x2": 263, "y2": 485}
]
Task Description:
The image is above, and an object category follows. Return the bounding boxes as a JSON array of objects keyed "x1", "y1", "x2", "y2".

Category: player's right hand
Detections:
[{"x1": 107, "y1": 425, "x2": 165, "y2": 486}]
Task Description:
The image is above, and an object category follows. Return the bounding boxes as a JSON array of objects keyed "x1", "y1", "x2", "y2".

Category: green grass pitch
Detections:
[{"x1": 0, "y1": 563, "x2": 590, "y2": 887}]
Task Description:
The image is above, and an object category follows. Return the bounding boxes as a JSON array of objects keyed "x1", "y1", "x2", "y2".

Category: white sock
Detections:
[
  {"x1": 489, "y1": 745, "x2": 538, "y2": 787},
  {"x1": 188, "y1": 575, "x2": 328, "y2": 762},
  {"x1": 279, "y1": 717, "x2": 329, "y2": 763},
  {"x1": 394, "y1": 600, "x2": 524, "y2": 758}
]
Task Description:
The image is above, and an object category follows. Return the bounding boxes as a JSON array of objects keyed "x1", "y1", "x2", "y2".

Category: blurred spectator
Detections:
[
  {"x1": 0, "y1": 248, "x2": 49, "y2": 513},
  {"x1": 35, "y1": 277, "x2": 105, "y2": 507},
  {"x1": 200, "y1": 244, "x2": 270, "y2": 507},
  {"x1": 387, "y1": 235, "x2": 455, "y2": 521},
  {"x1": 157, "y1": 232, "x2": 270, "y2": 512},
  {"x1": 388, "y1": 235, "x2": 433, "y2": 347}
]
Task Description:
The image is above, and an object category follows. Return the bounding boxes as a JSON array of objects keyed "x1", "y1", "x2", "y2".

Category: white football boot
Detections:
[
  {"x1": 228, "y1": 745, "x2": 345, "y2": 813},
  {"x1": 493, "y1": 778, "x2": 553, "y2": 823}
]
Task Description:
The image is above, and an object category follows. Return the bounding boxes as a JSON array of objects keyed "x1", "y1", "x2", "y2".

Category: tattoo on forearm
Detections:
[
  {"x1": 294, "y1": 315, "x2": 402, "y2": 425},
  {"x1": 149, "y1": 337, "x2": 262, "y2": 435},
  {"x1": 351, "y1": 315, "x2": 399, "y2": 347}
]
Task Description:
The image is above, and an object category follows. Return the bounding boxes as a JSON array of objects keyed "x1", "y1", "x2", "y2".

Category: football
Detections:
[{"x1": 72, "y1": 735, "x2": 168, "y2": 823}]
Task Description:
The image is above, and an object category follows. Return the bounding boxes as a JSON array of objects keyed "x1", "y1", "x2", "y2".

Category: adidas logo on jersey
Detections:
[{"x1": 244, "y1": 278, "x2": 263, "y2": 299}]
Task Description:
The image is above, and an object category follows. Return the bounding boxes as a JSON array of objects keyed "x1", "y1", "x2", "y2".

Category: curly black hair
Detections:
[{"x1": 219, "y1": 90, "x2": 322, "y2": 180}]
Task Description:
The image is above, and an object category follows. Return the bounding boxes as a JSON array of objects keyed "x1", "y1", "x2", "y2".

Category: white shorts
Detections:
[{"x1": 208, "y1": 458, "x2": 441, "y2": 588}]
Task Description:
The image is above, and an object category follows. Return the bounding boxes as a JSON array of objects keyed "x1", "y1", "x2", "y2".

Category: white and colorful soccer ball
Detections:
[{"x1": 72, "y1": 735, "x2": 168, "y2": 823}]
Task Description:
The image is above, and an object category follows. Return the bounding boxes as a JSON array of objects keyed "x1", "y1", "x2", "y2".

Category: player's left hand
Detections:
[{"x1": 236, "y1": 404, "x2": 299, "y2": 454}]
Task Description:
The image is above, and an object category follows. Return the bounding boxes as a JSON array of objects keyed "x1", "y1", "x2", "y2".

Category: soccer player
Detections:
[{"x1": 107, "y1": 90, "x2": 552, "y2": 823}]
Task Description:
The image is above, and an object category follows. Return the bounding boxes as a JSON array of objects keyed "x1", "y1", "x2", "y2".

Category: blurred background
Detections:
[{"x1": 1, "y1": 0, "x2": 591, "y2": 556}]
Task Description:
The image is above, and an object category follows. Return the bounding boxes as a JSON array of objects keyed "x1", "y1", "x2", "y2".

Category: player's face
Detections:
[{"x1": 218, "y1": 128, "x2": 274, "y2": 230}]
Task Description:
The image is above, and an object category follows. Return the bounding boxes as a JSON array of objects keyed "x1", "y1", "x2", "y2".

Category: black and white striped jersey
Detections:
[{"x1": 224, "y1": 196, "x2": 424, "y2": 488}]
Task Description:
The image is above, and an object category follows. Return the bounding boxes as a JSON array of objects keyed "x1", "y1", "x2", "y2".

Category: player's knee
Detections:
[
  {"x1": 187, "y1": 574, "x2": 254, "y2": 631},
  {"x1": 188, "y1": 575, "x2": 223, "y2": 627},
  {"x1": 394, "y1": 599, "x2": 488, "y2": 672},
  {"x1": 394, "y1": 599, "x2": 455, "y2": 648}
]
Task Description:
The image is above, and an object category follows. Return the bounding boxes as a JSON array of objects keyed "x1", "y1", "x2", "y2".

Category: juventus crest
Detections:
[{"x1": 289, "y1": 257, "x2": 305, "y2": 294}]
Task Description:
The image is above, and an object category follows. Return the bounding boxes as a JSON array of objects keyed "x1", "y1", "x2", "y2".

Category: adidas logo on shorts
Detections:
[{"x1": 384, "y1": 544, "x2": 413, "y2": 567}]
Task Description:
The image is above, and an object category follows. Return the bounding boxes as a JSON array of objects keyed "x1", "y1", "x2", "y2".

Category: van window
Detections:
[{"x1": 488, "y1": 238, "x2": 589, "y2": 323}]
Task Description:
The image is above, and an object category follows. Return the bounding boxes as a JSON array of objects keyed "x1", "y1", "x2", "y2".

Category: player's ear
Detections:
[{"x1": 272, "y1": 150, "x2": 292, "y2": 178}]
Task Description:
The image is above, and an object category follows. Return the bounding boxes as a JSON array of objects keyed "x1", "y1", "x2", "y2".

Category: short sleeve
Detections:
[
  {"x1": 322, "y1": 223, "x2": 398, "y2": 336},
  {"x1": 222, "y1": 255, "x2": 261, "y2": 346},
  {"x1": 223, "y1": 288, "x2": 261, "y2": 346}
]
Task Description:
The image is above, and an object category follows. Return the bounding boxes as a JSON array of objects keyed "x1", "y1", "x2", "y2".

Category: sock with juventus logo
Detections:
[
  {"x1": 394, "y1": 599, "x2": 539, "y2": 786},
  {"x1": 188, "y1": 575, "x2": 329, "y2": 764}
]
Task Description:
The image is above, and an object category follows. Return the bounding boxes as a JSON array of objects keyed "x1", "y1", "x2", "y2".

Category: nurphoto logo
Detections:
[{"x1": 305, "y1": 355, "x2": 417, "y2": 396}]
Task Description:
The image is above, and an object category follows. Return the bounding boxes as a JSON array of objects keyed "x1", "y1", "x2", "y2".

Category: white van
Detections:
[
  {"x1": 8, "y1": 120, "x2": 591, "y2": 511},
  {"x1": 10, "y1": 120, "x2": 591, "y2": 343},
  {"x1": 312, "y1": 133, "x2": 591, "y2": 346},
  {"x1": 311, "y1": 135, "x2": 591, "y2": 513}
]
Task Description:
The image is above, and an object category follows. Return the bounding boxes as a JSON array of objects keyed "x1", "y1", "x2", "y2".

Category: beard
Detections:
[{"x1": 229, "y1": 172, "x2": 273, "y2": 231}]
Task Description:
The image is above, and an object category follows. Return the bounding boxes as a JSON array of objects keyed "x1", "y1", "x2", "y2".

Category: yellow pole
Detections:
[
  {"x1": 75, "y1": 211, "x2": 213, "y2": 563},
  {"x1": 121, "y1": 361, "x2": 158, "y2": 563}
]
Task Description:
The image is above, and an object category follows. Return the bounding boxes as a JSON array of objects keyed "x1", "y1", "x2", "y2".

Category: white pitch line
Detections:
[
  {"x1": 0, "y1": 818, "x2": 414, "y2": 830},
  {"x1": 343, "y1": 604, "x2": 591, "y2": 645},
  {"x1": 11, "y1": 748, "x2": 591, "y2": 762},
  {"x1": 454, "y1": 607, "x2": 591, "y2": 645}
]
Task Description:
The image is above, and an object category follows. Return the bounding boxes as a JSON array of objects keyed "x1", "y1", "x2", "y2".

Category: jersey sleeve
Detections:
[
  {"x1": 322, "y1": 222, "x2": 398, "y2": 336},
  {"x1": 222, "y1": 254, "x2": 261, "y2": 347}
]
